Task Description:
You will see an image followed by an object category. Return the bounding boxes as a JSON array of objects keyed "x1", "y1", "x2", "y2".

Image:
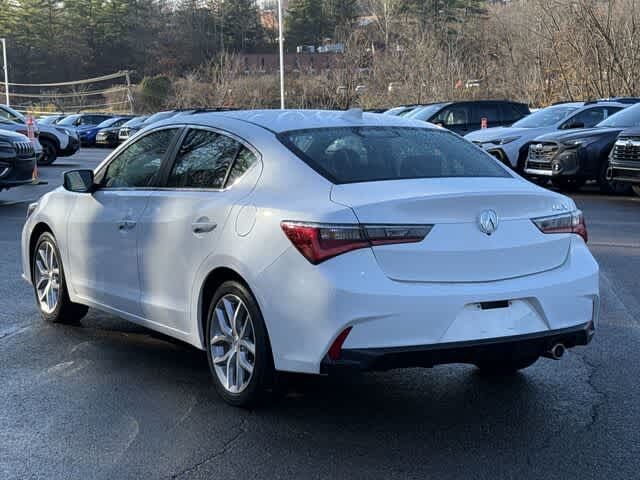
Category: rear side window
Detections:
[
  {"x1": 279, "y1": 127, "x2": 510, "y2": 184},
  {"x1": 471, "y1": 103, "x2": 501, "y2": 125},
  {"x1": 501, "y1": 103, "x2": 527, "y2": 123},
  {"x1": 167, "y1": 129, "x2": 240, "y2": 189}
]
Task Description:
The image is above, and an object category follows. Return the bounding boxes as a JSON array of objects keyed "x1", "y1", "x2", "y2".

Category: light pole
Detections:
[
  {"x1": 1, "y1": 38, "x2": 9, "y2": 106},
  {"x1": 277, "y1": 0, "x2": 285, "y2": 109}
]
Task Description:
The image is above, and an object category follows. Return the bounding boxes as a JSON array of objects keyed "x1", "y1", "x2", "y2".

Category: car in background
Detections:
[
  {"x1": 97, "y1": 115, "x2": 148, "y2": 148},
  {"x1": 524, "y1": 103, "x2": 640, "y2": 193},
  {"x1": 57, "y1": 114, "x2": 114, "y2": 146},
  {"x1": 606, "y1": 127, "x2": 640, "y2": 197},
  {"x1": 79, "y1": 116, "x2": 133, "y2": 147},
  {"x1": 0, "y1": 130, "x2": 36, "y2": 192},
  {"x1": 0, "y1": 119, "x2": 44, "y2": 161},
  {"x1": 466, "y1": 101, "x2": 627, "y2": 170},
  {"x1": 118, "y1": 111, "x2": 179, "y2": 143},
  {"x1": 22, "y1": 109, "x2": 598, "y2": 406},
  {"x1": 0, "y1": 104, "x2": 78, "y2": 165},
  {"x1": 404, "y1": 100, "x2": 530, "y2": 136},
  {"x1": 37, "y1": 114, "x2": 66, "y2": 125},
  {"x1": 383, "y1": 105, "x2": 420, "y2": 116}
]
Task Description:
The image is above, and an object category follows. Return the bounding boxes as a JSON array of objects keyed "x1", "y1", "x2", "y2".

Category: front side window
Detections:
[
  {"x1": 279, "y1": 126, "x2": 510, "y2": 184},
  {"x1": 433, "y1": 105, "x2": 469, "y2": 127},
  {"x1": 101, "y1": 128, "x2": 178, "y2": 188},
  {"x1": 167, "y1": 129, "x2": 240, "y2": 189}
]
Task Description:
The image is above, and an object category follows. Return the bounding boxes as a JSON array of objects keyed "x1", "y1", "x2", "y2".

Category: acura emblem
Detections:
[{"x1": 478, "y1": 209, "x2": 499, "y2": 235}]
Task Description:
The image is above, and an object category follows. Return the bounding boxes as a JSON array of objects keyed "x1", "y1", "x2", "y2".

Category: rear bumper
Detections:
[
  {"x1": 321, "y1": 321, "x2": 594, "y2": 373},
  {"x1": 59, "y1": 136, "x2": 80, "y2": 156}
]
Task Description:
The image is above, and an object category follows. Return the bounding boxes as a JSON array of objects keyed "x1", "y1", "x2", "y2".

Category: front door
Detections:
[{"x1": 66, "y1": 127, "x2": 181, "y2": 316}]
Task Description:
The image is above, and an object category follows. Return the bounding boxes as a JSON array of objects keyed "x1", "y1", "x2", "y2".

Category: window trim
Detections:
[
  {"x1": 94, "y1": 125, "x2": 184, "y2": 191},
  {"x1": 158, "y1": 125, "x2": 262, "y2": 192}
]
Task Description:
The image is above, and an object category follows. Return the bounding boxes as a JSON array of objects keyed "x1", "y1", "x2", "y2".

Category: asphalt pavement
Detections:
[{"x1": 1, "y1": 149, "x2": 639, "y2": 479}]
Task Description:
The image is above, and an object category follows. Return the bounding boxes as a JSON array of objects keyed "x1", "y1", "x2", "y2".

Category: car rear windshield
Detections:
[{"x1": 279, "y1": 126, "x2": 510, "y2": 184}]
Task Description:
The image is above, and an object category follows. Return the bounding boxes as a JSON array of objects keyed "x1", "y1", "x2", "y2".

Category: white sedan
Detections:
[{"x1": 21, "y1": 109, "x2": 599, "y2": 406}]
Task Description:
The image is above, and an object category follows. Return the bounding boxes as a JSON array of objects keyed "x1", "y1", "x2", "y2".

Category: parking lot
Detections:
[{"x1": 1, "y1": 149, "x2": 639, "y2": 479}]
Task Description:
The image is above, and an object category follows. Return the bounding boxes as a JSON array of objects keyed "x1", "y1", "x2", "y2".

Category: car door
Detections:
[
  {"x1": 137, "y1": 127, "x2": 260, "y2": 334},
  {"x1": 66, "y1": 127, "x2": 181, "y2": 316}
]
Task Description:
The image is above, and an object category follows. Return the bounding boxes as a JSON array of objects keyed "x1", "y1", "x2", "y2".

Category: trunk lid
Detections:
[{"x1": 331, "y1": 178, "x2": 572, "y2": 282}]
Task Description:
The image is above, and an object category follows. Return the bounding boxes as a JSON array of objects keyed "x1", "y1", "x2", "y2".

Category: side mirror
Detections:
[{"x1": 63, "y1": 169, "x2": 95, "y2": 193}]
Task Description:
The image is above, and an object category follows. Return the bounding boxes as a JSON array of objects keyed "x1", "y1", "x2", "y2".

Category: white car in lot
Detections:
[{"x1": 21, "y1": 109, "x2": 599, "y2": 406}]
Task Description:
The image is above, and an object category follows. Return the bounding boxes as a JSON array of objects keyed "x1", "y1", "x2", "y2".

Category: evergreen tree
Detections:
[{"x1": 285, "y1": 0, "x2": 325, "y2": 48}]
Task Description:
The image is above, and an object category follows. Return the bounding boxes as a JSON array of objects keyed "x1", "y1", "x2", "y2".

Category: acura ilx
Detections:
[{"x1": 22, "y1": 109, "x2": 599, "y2": 406}]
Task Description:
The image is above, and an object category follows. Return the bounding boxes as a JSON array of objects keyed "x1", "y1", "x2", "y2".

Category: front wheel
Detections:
[
  {"x1": 32, "y1": 232, "x2": 88, "y2": 323},
  {"x1": 205, "y1": 281, "x2": 275, "y2": 407},
  {"x1": 38, "y1": 139, "x2": 58, "y2": 166},
  {"x1": 474, "y1": 353, "x2": 539, "y2": 375}
]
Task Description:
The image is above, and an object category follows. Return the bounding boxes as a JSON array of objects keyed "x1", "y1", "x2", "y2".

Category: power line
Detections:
[{"x1": 6, "y1": 71, "x2": 128, "y2": 88}]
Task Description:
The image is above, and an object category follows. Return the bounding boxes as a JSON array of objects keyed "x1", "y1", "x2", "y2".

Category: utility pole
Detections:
[
  {"x1": 124, "y1": 70, "x2": 134, "y2": 114},
  {"x1": 278, "y1": 0, "x2": 285, "y2": 109},
  {"x1": 1, "y1": 38, "x2": 9, "y2": 106}
]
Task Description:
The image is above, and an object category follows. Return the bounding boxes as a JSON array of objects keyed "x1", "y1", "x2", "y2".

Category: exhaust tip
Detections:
[{"x1": 545, "y1": 343, "x2": 566, "y2": 360}]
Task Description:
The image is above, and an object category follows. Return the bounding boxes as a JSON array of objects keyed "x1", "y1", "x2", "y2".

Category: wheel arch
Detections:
[
  {"x1": 29, "y1": 222, "x2": 54, "y2": 270},
  {"x1": 38, "y1": 132, "x2": 61, "y2": 151},
  {"x1": 196, "y1": 266, "x2": 274, "y2": 357}
]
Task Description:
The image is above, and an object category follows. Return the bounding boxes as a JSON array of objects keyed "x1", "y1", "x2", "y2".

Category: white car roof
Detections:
[{"x1": 167, "y1": 109, "x2": 437, "y2": 133}]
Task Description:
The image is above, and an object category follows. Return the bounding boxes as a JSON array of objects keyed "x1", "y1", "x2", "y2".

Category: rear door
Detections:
[
  {"x1": 471, "y1": 102, "x2": 502, "y2": 131},
  {"x1": 137, "y1": 127, "x2": 260, "y2": 333}
]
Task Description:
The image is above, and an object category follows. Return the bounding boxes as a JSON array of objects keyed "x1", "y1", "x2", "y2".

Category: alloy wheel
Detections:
[
  {"x1": 210, "y1": 294, "x2": 256, "y2": 394},
  {"x1": 34, "y1": 241, "x2": 61, "y2": 314}
]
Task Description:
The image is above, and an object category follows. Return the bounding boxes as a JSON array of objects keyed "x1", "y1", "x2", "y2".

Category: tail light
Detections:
[
  {"x1": 281, "y1": 221, "x2": 432, "y2": 264},
  {"x1": 532, "y1": 210, "x2": 587, "y2": 243}
]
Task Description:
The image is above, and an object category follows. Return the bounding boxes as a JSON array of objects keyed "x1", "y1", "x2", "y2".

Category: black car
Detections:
[
  {"x1": 92, "y1": 116, "x2": 135, "y2": 148},
  {"x1": 607, "y1": 127, "x2": 640, "y2": 196},
  {"x1": 402, "y1": 100, "x2": 530, "y2": 135},
  {"x1": 118, "y1": 110, "x2": 181, "y2": 143},
  {"x1": 525, "y1": 103, "x2": 640, "y2": 193},
  {"x1": 0, "y1": 130, "x2": 37, "y2": 191}
]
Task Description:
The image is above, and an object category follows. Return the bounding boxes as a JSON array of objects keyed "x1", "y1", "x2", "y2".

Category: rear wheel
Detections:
[
  {"x1": 38, "y1": 138, "x2": 58, "y2": 166},
  {"x1": 632, "y1": 185, "x2": 640, "y2": 197},
  {"x1": 474, "y1": 353, "x2": 539, "y2": 375},
  {"x1": 32, "y1": 232, "x2": 88, "y2": 323},
  {"x1": 551, "y1": 177, "x2": 586, "y2": 192},
  {"x1": 205, "y1": 281, "x2": 275, "y2": 407}
]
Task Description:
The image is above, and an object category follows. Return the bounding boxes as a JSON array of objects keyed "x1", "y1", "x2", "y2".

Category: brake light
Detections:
[
  {"x1": 532, "y1": 210, "x2": 587, "y2": 243},
  {"x1": 280, "y1": 221, "x2": 432, "y2": 264}
]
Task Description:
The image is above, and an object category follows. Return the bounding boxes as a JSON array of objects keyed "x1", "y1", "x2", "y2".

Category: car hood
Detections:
[
  {"x1": 465, "y1": 126, "x2": 554, "y2": 142},
  {"x1": 0, "y1": 129, "x2": 29, "y2": 142},
  {"x1": 533, "y1": 127, "x2": 623, "y2": 143}
]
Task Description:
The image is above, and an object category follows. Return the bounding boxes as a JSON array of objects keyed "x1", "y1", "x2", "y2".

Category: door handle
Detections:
[
  {"x1": 118, "y1": 219, "x2": 137, "y2": 231},
  {"x1": 192, "y1": 217, "x2": 217, "y2": 234}
]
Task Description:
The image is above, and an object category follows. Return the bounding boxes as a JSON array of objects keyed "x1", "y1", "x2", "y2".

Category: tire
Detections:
[
  {"x1": 32, "y1": 232, "x2": 88, "y2": 324},
  {"x1": 551, "y1": 177, "x2": 586, "y2": 192},
  {"x1": 633, "y1": 185, "x2": 640, "y2": 197},
  {"x1": 475, "y1": 353, "x2": 539, "y2": 375},
  {"x1": 598, "y1": 162, "x2": 632, "y2": 195},
  {"x1": 205, "y1": 280, "x2": 275, "y2": 407},
  {"x1": 38, "y1": 138, "x2": 58, "y2": 166}
]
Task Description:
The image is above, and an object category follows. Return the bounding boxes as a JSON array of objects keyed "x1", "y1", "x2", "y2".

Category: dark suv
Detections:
[
  {"x1": 403, "y1": 100, "x2": 530, "y2": 135},
  {"x1": 0, "y1": 130, "x2": 36, "y2": 191},
  {"x1": 525, "y1": 102, "x2": 640, "y2": 194}
]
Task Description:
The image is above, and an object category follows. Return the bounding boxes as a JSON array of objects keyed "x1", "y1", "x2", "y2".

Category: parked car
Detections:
[
  {"x1": 606, "y1": 127, "x2": 640, "y2": 197},
  {"x1": 524, "y1": 102, "x2": 640, "y2": 193},
  {"x1": 57, "y1": 114, "x2": 114, "y2": 146},
  {"x1": 0, "y1": 129, "x2": 36, "y2": 191},
  {"x1": 0, "y1": 119, "x2": 44, "y2": 161},
  {"x1": 118, "y1": 111, "x2": 179, "y2": 143},
  {"x1": 0, "y1": 104, "x2": 78, "y2": 165},
  {"x1": 37, "y1": 114, "x2": 66, "y2": 125},
  {"x1": 404, "y1": 100, "x2": 530, "y2": 135},
  {"x1": 79, "y1": 116, "x2": 133, "y2": 147},
  {"x1": 97, "y1": 116, "x2": 147, "y2": 148},
  {"x1": 22, "y1": 109, "x2": 598, "y2": 406},
  {"x1": 383, "y1": 105, "x2": 421, "y2": 116},
  {"x1": 116, "y1": 115, "x2": 150, "y2": 143},
  {"x1": 466, "y1": 101, "x2": 627, "y2": 169}
]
